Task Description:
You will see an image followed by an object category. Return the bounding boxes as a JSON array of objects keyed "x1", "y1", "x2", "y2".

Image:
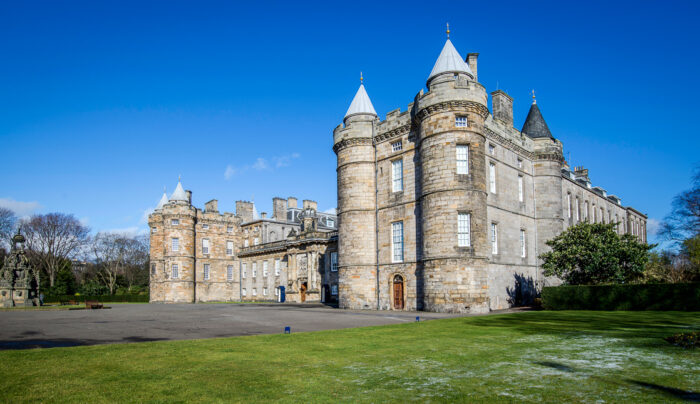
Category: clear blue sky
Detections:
[{"x1": 1, "y1": 0, "x2": 698, "y2": 244}]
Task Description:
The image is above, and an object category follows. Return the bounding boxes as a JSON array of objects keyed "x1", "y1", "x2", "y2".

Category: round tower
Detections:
[
  {"x1": 415, "y1": 35, "x2": 490, "y2": 312},
  {"x1": 155, "y1": 179, "x2": 197, "y2": 303},
  {"x1": 333, "y1": 79, "x2": 378, "y2": 309}
]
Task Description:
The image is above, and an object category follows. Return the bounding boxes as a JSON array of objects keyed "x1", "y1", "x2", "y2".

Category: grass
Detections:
[{"x1": 0, "y1": 311, "x2": 698, "y2": 403}]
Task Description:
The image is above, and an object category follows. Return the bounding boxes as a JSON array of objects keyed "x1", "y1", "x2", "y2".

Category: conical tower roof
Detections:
[
  {"x1": 428, "y1": 39, "x2": 473, "y2": 83},
  {"x1": 344, "y1": 83, "x2": 377, "y2": 119},
  {"x1": 155, "y1": 190, "x2": 169, "y2": 210},
  {"x1": 169, "y1": 178, "x2": 188, "y2": 202},
  {"x1": 521, "y1": 98, "x2": 554, "y2": 139}
]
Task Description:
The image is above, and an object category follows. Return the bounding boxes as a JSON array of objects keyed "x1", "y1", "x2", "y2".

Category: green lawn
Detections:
[{"x1": 0, "y1": 311, "x2": 698, "y2": 403}]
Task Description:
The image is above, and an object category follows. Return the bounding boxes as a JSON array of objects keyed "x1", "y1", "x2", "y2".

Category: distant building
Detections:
[{"x1": 149, "y1": 31, "x2": 646, "y2": 312}]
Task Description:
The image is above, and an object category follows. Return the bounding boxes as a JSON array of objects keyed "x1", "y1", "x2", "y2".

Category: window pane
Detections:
[
  {"x1": 456, "y1": 145, "x2": 469, "y2": 175},
  {"x1": 392, "y1": 222, "x2": 404, "y2": 262},
  {"x1": 458, "y1": 213, "x2": 471, "y2": 247},
  {"x1": 392, "y1": 160, "x2": 403, "y2": 192}
]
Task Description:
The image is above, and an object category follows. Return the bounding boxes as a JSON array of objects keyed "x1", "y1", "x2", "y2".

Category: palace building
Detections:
[{"x1": 149, "y1": 31, "x2": 647, "y2": 312}]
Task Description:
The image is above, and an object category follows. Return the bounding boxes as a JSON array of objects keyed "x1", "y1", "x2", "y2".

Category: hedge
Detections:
[
  {"x1": 43, "y1": 294, "x2": 149, "y2": 303},
  {"x1": 541, "y1": 283, "x2": 700, "y2": 311}
]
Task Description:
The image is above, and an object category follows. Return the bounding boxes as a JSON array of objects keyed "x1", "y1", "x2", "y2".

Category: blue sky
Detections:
[{"x1": 1, "y1": 1, "x2": 698, "y2": 244}]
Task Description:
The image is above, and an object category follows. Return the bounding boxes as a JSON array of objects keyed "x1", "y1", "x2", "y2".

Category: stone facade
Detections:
[
  {"x1": 333, "y1": 36, "x2": 647, "y2": 313},
  {"x1": 149, "y1": 194, "x2": 338, "y2": 303}
]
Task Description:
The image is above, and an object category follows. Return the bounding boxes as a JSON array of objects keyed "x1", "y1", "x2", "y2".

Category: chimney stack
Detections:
[
  {"x1": 236, "y1": 201, "x2": 254, "y2": 223},
  {"x1": 491, "y1": 90, "x2": 513, "y2": 127},
  {"x1": 302, "y1": 200, "x2": 317, "y2": 211},
  {"x1": 287, "y1": 197, "x2": 298, "y2": 209},
  {"x1": 466, "y1": 53, "x2": 479, "y2": 81},
  {"x1": 185, "y1": 190, "x2": 192, "y2": 205},
  {"x1": 273, "y1": 197, "x2": 287, "y2": 221}
]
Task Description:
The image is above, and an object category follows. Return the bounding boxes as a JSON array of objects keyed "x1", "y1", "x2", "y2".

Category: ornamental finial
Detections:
[
  {"x1": 360, "y1": 71, "x2": 363, "y2": 84},
  {"x1": 532, "y1": 89, "x2": 536, "y2": 104},
  {"x1": 446, "y1": 22, "x2": 450, "y2": 39},
  {"x1": 178, "y1": 174, "x2": 181, "y2": 182}
]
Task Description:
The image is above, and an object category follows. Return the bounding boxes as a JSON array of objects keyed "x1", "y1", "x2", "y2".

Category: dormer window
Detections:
[
  {"x1": 392, "y1": 141, "x2": 402, "y2": 152},
  {"x1": 327, "y1": 219, "x2": 335, "y2": 227},
  {"x1": 455, "y1": 116, "x2": 468, "y2": 127}
]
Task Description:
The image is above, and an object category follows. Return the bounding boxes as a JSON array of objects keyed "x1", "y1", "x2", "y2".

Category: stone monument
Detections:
[{"x1": 0, "y1": 230, "x2": 40, "y2": 307}]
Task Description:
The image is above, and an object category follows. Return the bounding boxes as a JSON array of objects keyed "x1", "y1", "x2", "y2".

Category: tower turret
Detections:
[
  {"x1": 333, "y1": 77, "x2": 379, "y2": 309},
  {"x1": 415, "y1": 33, "x2": 490, "y2": 312}
]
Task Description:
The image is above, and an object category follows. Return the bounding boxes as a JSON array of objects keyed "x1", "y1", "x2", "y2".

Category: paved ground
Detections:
[{"x1": 0, "y1": 303, "x2": 465, "y2": 350}]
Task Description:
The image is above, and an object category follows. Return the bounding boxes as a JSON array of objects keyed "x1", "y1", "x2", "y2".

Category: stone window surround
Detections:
[
  {"x1": 457, "y1": 211, "x2": 471, "y2": 247},
  {"x1": 227, "y1": 265, "x2": 234, "y2": 281},
  {"x1": 203, "y1": 264, "x2": 210, "y2": 280},
  {"x1": 392, "y1": 140, "x2": 403, "y2": 152},
  {"x1": 456, "y1": 144, "x2": 469, "y2": 175},
  {"x1": 391, "y1": 158, "x2": 403, "y2": 193},
  {"x1": 491, "y1": 222, "x2": 499, "y2": 255},
  {"x1": 520, "y1": 229, "x2": 526, "y2": 258},
  {"x1": 226, "y1": 241, "x2": 233, "y2": 256},
  {"x1": 488, "y1": 161, "x2": 497, "y2": 194},
  {"x1": 455, "y1": 115, "x2": 468, "y2": 127},
  {"x1": 392, "y1": 221, "x2": 404, "y2": 263}
]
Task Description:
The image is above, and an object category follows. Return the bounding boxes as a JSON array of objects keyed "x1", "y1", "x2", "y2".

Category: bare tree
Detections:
[
  {"x1": 91, "y1": 233, "x2": 147, "y2": 294},
  {"x1": 123, "y1": 234, "x2": 149, "y2": 290},
  {"x1": 20, "y1": 213, "x2": 90, "y2": 287},
  {"x1": 659, "y1": 168, "x2": 700, "y2": 243},
  {"x1": 0, "y1": 207, "x2": 17, "y2": 249}
]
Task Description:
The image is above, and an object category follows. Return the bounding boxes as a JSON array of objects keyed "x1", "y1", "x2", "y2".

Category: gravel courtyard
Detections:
[{"x1": 0, "y1": 303, "x2": 460, "y2": 349}]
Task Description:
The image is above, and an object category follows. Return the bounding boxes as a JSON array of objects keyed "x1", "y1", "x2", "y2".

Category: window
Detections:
[
  {"x1": 458, "y1": 213, "x2": 471, "y2": 247},
  {"x1": 254, "y1": 237, "x2": 259, "y2": 246},
  {"x1": 331, "y1": 285, "x2": 338, "y2": 296},
  {"x1": 151, "y1": 263, "x2": 156, "y2": 275},
  {"x1": 455, "y1": 116, "x2": 468, "y2": 127},
  {"x1": 202, "y1": 224, "x2": 209, "y2": 230},
  {"x1": 520, "y1": 229, "x2": 526, "y2": 258},
  {"x1": 489, "y1": 163, "x2": 496, "y2": 193},
  {"x1": 263, "y1": 287, "x2": 268, "y2": 296},
  {"x1": 392, "y1": 141, "x2": 402, "y2": 152},
  {"x1": 601, "y1": 207, "x2": 605, "y2": 223},
  {"x1": 331, "y1": 252, "x2": 338, "y2": 272},
  {"x1": 491, "y1": 223, "x2": 498, "y2": 254},
  {"x1": 252, "y1": 288, "x2": 257, "y2": 296},
  {"x1": 171, "y1": 219, "x2": 179, "y2": 226},
  {"x1": 517, "y1": 158, "x2": 523, "y2": 169},
  {"x1": 172, "y1": 238, "x2": 179, "y2": 251},
  {"x1": 392, "y1": 221, "x2": 404, "y2": 263},
  {"x1": 226, "y1": 241, "x2": 233, "y2": 256},
  {"x1": 456, "y1": 145, "x2": 469, "y2": 175},
  {"x1": 575, "y1": 197, "x2": 580, "y2": 221},
  {"x1": 252, "y1": 262, "x2": 257, "y2": 278},
  {"x1": 242, "y1": 263, "x2": 247, "y2": 278},
  {"x1": 263, "y1": 261, "x2": 269, "y2": 277},
  {"x1": 227, "y1": 265, "x2": 233, "y2": 281},
  {"x1": 327, "y1": 219, "x2": 335, "y2": 227},
  {"x1": 273, "y1": 259, "x2": 280, "y2": 276},
  {"x1": 152, "y1": 227, "x2": 157, "y2": 233},
  {"x1": 584, "y1": 201, "x2": 589, "y2": 221},
  {"x1": 244, "y1": 239, "x2": 249, "y2": 247},
  {"x1": 518, "y1": 175, "x2": 524, "y2": 202},
  {"x1": 275, "y1": 287, "x2": 279, "y2": 296},
  {"x1": 567, "y1": 194, "x2": 572, "y2": 218},
  {"x1": 227, "y1": 226, "x2": 233, "y2": 233},
  {"x1": 242, "y1": 288, "x2": 247, "y2": 297},
  {"x1": 172, "y1": 264, "x2": 179, "y2": 279},
  {"x1": 203, "y1": 264, "x2": 210, "y2": 280},
  {"x1": 488, "y1": 144, "x2": 495, "y2": 155},
  {"x1": 392, "y1": 159, "x2": 403, "y2": 192},
  {"x1": 593, "y1": 205, "x2": 597, "y2": 222},
  {"x1": 202, "y1": 238, "x2": 209, "y2": 254}
]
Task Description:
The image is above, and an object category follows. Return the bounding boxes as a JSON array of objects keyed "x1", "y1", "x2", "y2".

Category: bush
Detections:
[
  {"x1": 541, "y1": 283, "x2": 700, "y2": 311},
  {"x1": 665, "y1": 332, "x2": 699, "y2": 348},
  {"x1": 43, "y1": 294, "x2": 149, "y2": 303}
]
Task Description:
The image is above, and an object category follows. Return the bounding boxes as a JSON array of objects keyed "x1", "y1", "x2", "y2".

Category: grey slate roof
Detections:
[{"x1": 521, "y1": 103, "x2": 554, "y2": 139}]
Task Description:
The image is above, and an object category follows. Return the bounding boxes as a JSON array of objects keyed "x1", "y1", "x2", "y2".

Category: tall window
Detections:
[
  {"x1": 491, "y1": 223, "x2": 498, "y2": 254},
  {"x1": 575, "y1": 197, "x2": 580, "y2": 221},
  {"x1": 392, "y1": 221, "x2": 404, "y2": 263},
  {"x1": 520, "y1": 229, "x2": 526, "y2": 258},
  {"x1": 517, "y1": 158, "x2": 523, "y2": 169},
  {"x1": 488, "y1": 144, "x2": 495, "y2": 155},
  {"x1": 518, "y1": 175, "x2": 524, "y2": 202},
  {"x1": 567, "y1": 194, "x2": 572, "y2": 218},
  {"x1": 263, "y1": 287, "x2": 268, "y2": 296},
  {"x1": 226, "y1": 241, "x2": 233, "y2": 256},
  {"x1": 456, "y1": 145, "x2": 469, "y2": 175},
  {"x1": 331, "y1": 252, "x2": 338, "y2": 272},
  {"x1": 254, "y1": 237, "x2": 259, "y2": 246},
  {"x1": 172, "y1": 264, "x2": 179, "y2": 279},
  {"x1": 584, "y1": 201, "x2": 589, "y2": 221},
  {"x1": 455, "y1": 116, "x2": 468, "y2": 127},
  {"x1": 242, "y1": 288, "x2": 247, "y2": 297},
  {"x1": 151, "y1": 263, "x2": 156, "y2": 275},
  {"x1": 274, "y1": 259, "x2": 281, "y2": 276},
  {"x1": 172, "y1": 238, "x2": 179, "y2": 252},
  {"x1": 242, "y1": 263, "x2": 247, "y2": 278},
  {"x1": 203, "y1": 264, "x2": 210, "y2": 280},
  {"x1": 202, "y1": 238, "x2": 210, "y2": 254},
  {"x1": 489, "y1": 163, "x2": 496, "y2": 193},
  {"x1": 252, "y1": 262, "x2": 257, "y2": 278},
  {"x1": 392, "y1": 141, "x2": 402, "y2": 152},
  {"x1": 458, "y1": 213, "x2": 471, "y2": 247},
  {"x1": 593, "y1": 205, "x2": 597, "y2": 222},
  {"x1": 392, "y1": 159, "x2": 403, "y2": 192},
  {"x1": 244, "y1": 239, "x2": 249, "y2": 247},
  {"x1": 227, "y1": 265, "x2": 233, "y2": 281},
  {"x1": 252, "y1": 288, "x2": 257, "y2": 296},
  {"x1": 331, "y1": 284, "x2": 338, "y2": 296},
  {"x1": 263, "y1": 261, "x2": 269, "y2": 277}
]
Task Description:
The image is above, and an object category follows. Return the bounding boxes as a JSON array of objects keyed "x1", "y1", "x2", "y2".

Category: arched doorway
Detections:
[
  {"x1": 300, "y1": 282, "x2": 307, "y2": 303},
  {"x1": 393, "y1": 275, "x2": 404, "y2": 310}
]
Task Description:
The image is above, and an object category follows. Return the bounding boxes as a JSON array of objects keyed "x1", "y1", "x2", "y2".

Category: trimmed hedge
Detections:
[
  {"x1": 43, "y1": 294, "x2": 149, "y2": 303},
  {"x1": 541, "y1": 283, "x2": 700, "y2": 311}
]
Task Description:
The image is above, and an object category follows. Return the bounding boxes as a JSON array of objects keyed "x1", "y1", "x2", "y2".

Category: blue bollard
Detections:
[
  {"x1": 284, "y1": 326, "x2": 291, "y2": 334},
  {"x1": 416, "y1": 316, "x2": 420, "y2": 322}
]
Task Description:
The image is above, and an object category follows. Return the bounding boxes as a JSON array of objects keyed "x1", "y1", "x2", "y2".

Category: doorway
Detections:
[
  {"x1": 393, "y1": 275, "x2": 404, "y2": 310},
  {"x1": 300, "y1": 282, "x2": 307, "y2": 303}
]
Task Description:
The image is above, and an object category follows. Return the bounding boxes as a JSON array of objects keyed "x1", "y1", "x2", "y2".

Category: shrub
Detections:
[
  {"x1": 665, "y1": 332, "x2": 699, "y2": 348},
  {"x1": 43, "y1": 294, "x2": 149, "y2": 303},
  {"x1": 541, "y1": 283, "x2": 700, "y2": 311}
]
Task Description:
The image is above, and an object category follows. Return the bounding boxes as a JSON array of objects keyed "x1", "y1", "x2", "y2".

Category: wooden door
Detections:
[{"x1": 393, "y1": 276, "x2": 404, "y2": 310}]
